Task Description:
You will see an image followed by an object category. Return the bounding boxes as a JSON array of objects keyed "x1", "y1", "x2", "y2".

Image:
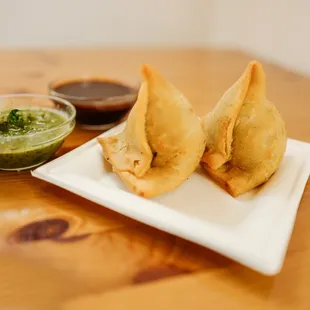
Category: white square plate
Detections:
[{"x1": 32, "y1": 123, "x2": 310, "y2": 275}]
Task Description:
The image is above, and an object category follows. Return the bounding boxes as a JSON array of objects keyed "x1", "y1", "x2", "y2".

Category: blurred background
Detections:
[{"x1": 0, "y1": 0, "x2": 309, "y2": 75}]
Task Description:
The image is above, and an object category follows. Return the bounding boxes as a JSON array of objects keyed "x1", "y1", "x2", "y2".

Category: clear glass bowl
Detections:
[{"x1": 0, "y1": 94, "x2": 76, "y2": 171}]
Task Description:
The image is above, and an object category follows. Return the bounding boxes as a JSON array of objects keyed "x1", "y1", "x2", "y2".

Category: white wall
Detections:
[
  {"x1": 206, "y1": 0, "x2": 310, "y2": 75},
  {"x1": 0, "y1": 0, "x2": 206, "y2": 47},
  {"x1": 0, "y1": 0, "x2": 309, "y2": 75}
]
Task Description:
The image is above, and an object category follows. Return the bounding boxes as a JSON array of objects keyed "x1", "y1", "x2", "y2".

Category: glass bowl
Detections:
[
  {"x1": 48, "y1": 77, "x2": 137, "y2": 130},
  {"x1": 0, "y1": 94, "x2": 76, "y2": 171}
]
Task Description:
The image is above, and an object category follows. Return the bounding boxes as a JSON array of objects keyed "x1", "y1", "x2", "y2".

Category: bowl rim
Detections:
[{"x1": 0, "y1": 93, "x2": 76, "y2": 140}]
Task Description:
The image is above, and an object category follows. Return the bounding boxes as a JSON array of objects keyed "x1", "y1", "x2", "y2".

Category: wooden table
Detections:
[{"x1": 0, "y1": 49, "x2": 309, "y2": 310}]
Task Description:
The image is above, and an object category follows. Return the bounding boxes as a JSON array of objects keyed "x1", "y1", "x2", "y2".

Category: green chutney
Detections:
[{"x1": 0, "y1": 109, "x2": 67, "y2": 170}]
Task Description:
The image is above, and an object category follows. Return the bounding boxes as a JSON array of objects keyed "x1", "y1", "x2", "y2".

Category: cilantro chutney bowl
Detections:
[{"x1": 0, "y1": 94, "x2": 76, "y2": 171}]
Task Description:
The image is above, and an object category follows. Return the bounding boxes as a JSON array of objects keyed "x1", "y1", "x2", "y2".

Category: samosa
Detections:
[
  {"x1": 201, "y1": 61, "x2": 287, "y2": 197},
  {"x1": 98, "y1": 65, "x2": 206, "y2": 198}
]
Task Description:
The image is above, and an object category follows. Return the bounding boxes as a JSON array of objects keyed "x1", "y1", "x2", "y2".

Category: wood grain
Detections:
[{"x1": 0, "y1": 49, "x2": 309, "y2": 310}]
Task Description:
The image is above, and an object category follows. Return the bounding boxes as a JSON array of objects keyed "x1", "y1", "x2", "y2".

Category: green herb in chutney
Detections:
[
  {"x1": 7, "y1": 109, "x2": 25, "y2": 129},
  {"x1": 0, "y1": 108, "x2": 68, "y2": 170},
  {"x1": 0, "y1": 109, "x2": 65, "y2": 137}
]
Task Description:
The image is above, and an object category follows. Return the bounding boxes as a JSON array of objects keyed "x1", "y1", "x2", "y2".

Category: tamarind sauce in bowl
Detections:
[{"x1": 49, "y1": 78, "x2": 137, "y2": 130}]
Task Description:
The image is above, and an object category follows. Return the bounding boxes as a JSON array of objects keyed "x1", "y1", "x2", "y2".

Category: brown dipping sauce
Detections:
[{"x1": 50, "y1": 79, "x2": 137, "y2": 129}]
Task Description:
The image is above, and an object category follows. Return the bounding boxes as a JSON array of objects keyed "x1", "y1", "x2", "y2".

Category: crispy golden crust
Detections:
[
  {"x1": 98, "y1": 64, "x2": 206, "y2": 198},
  {"x1": 201, "y1": 61, "x2": 287, "y2": 197}
]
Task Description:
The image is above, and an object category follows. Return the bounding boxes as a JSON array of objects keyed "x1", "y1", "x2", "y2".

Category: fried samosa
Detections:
[
  {"x1": 98, "y1": 65, "x2": 206, "y2": 198},
  {"x1": 201, "y1": 60, "x2": 287, "y2": 197}
]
